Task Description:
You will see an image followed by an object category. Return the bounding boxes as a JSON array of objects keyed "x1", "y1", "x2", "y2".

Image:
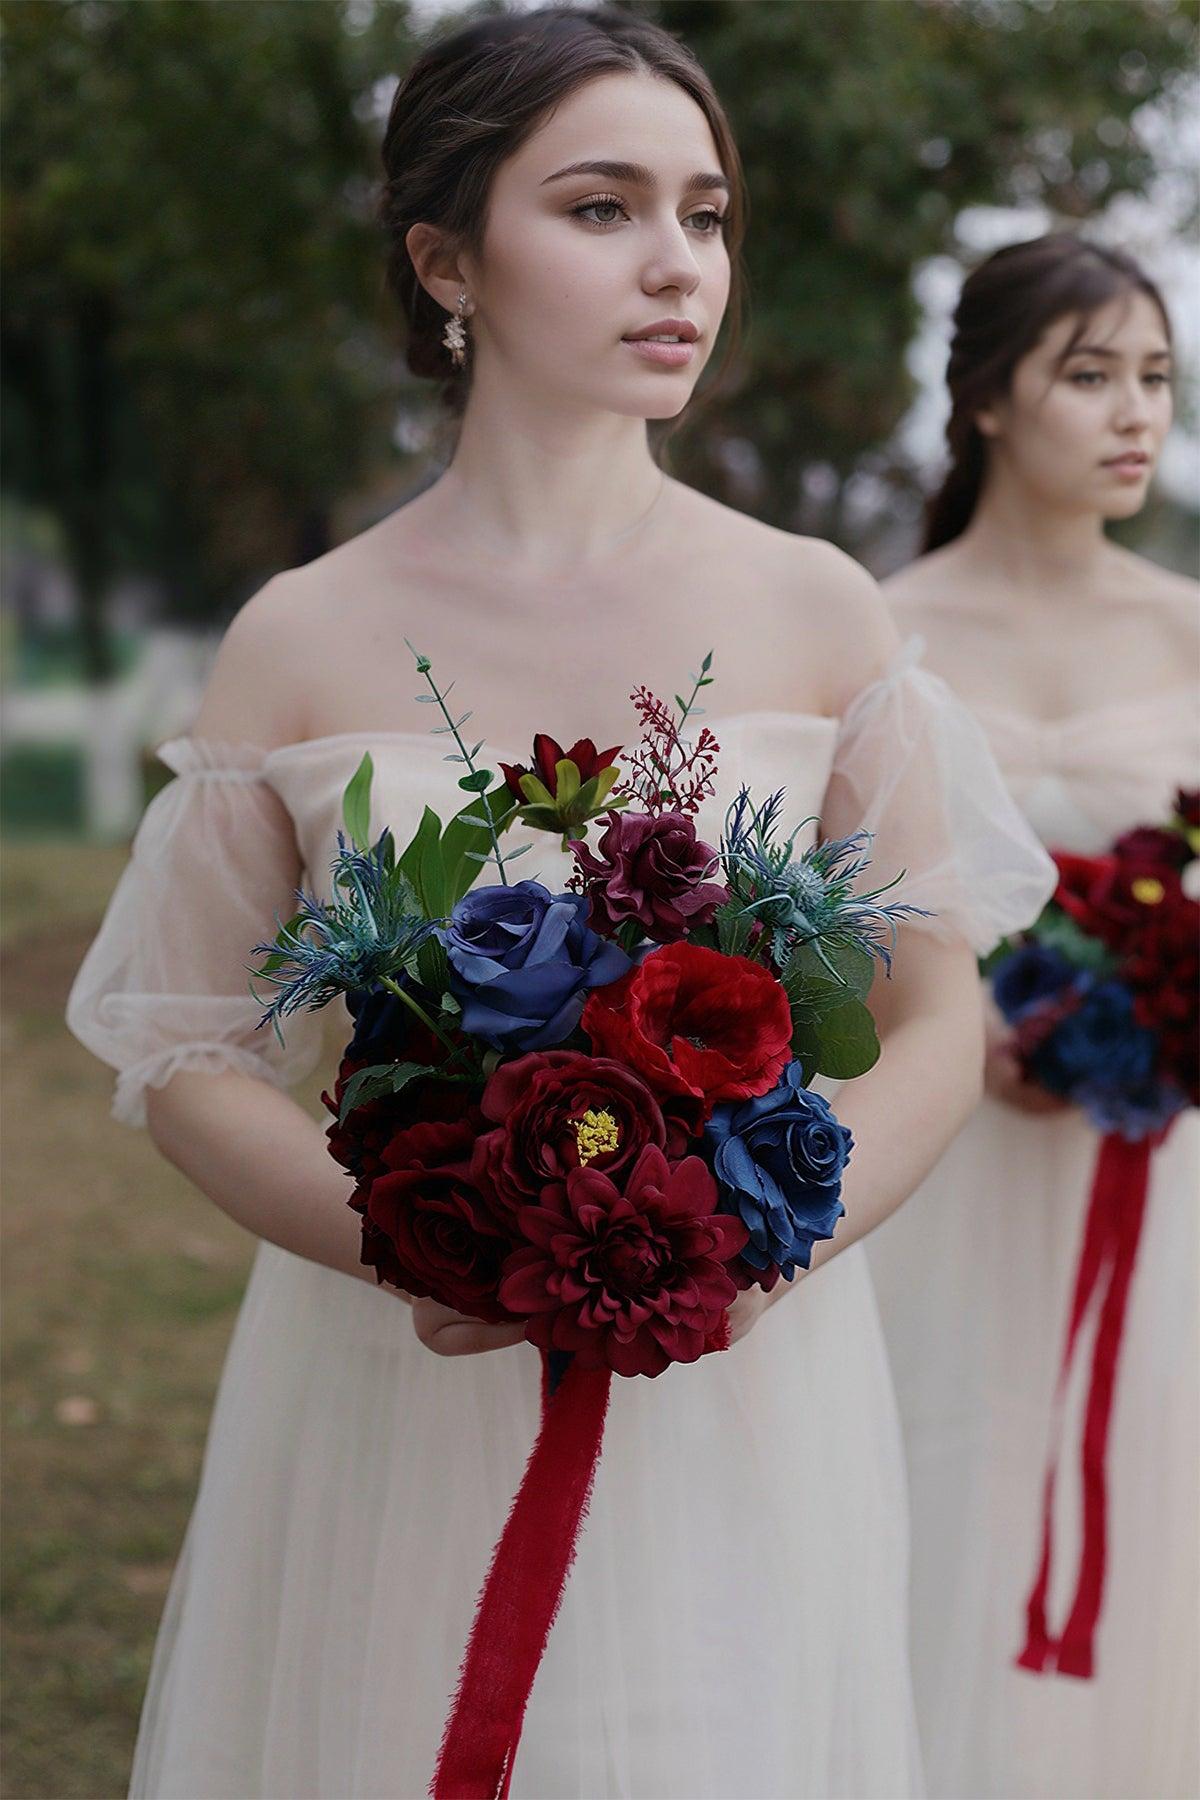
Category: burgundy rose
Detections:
[
  {"x1": 358, "y1": 1114, "x2": 516, "y2": 1321},
  {"x1": 322, "y1": 1053, "x2": 480, "y2": 1184},
  {"x1": 500, "y1": 734, "x2": 621, "y2": 803},
  {"x1": 1175, "y1": 788, "x2": 1200, "y2": 831},
  {"x1": 570, "y1": 809, "x2": 729, "y2": 945},
  {"x1": 581, "y1": 942, "x2": 794, "y2": 1130},
  {"x1": 498, "y1": 1144, "x2": 749, "y2": 1378},
  {"x1": 470, "y1": 1050, "x2": 667, "y2": 1228}
]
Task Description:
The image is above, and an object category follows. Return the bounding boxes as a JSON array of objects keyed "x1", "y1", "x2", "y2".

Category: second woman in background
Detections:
[{"x1": 867, "y1": 233, "x2": 1200, "y2": 1800}]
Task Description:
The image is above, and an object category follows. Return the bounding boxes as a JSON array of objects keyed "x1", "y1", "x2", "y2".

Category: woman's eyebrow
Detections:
[
  {"x1": 1063, "y1": 344, "x2": 1172, "y2": 361},
  {"x1": 540, "y1": 158, "x2": 730, "y2": 196}
]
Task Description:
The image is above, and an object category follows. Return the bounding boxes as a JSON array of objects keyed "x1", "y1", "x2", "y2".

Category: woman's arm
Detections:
[
  {"x1": 144, "y1": 1070, "x2": 402, "y2": 1294},
  {"x1": 805, "y1": 929, "x2": 983, "y2": 1274}
]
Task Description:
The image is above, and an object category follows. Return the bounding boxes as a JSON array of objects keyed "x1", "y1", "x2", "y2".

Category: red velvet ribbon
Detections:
[
  {"x1": 430, "y1": 1351, "x2": 612, "y2": 1799},
  {"x1": 1015, "y1": 1130, "x2": 1156, "y2": 1680}
]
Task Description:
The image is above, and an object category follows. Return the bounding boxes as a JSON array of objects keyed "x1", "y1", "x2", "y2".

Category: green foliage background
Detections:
[{"x1": 3, "y1": 0, "x2": 1195, "y2": 673}]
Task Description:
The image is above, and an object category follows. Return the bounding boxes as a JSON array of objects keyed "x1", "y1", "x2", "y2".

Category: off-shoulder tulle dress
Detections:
[
  {"x1": 867, "y1": 685, "x2": 1200, "y2": 1800},
  {"x1": 66, "y1": 637, "x2": 1054, "y2": 1800}
]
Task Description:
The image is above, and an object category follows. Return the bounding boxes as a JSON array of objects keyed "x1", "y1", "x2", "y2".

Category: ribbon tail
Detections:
[
  {"x1": 1054, "y1": 1133, "x2": 1152, "y2": 1679},
  {"x1": 1015, "y1": 1131, "x2": 1153, "y2": 1681},
  {"x1": 431, "y1": 1352, "x2": 612, "y2": 1799}
]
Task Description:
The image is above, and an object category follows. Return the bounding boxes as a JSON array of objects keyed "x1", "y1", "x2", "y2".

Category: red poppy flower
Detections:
[{"x1": 581, "y1": 942, "x2": 794, "y2": 1129}]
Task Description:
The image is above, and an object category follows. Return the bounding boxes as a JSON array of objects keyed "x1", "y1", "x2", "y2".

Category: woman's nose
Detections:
[{"x1": 641, "y1": 221, "x2": 703, "y2": 296}]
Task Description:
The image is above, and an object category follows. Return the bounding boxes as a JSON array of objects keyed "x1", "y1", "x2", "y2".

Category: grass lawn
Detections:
[{"x1": 1, "y1": 841, "x2": 334, "y2": 1799}]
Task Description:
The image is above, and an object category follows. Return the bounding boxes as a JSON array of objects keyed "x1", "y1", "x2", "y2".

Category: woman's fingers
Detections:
[{"x1": 410, "y1": 1295, "x2": 528, "y2": 1356}]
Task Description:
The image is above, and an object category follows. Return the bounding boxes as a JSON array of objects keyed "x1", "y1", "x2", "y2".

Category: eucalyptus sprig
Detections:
[{"x1": 405, "y1": 637, "x2": 530, "y2": 881}]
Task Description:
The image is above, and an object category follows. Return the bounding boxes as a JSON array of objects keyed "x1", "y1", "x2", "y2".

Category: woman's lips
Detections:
[
  {"x1": 1101, "y1": 454, "x2": 1151, "y2": 483},
  {"x1": 621, "y1": 338, "x2": 696, "y2": 368}
]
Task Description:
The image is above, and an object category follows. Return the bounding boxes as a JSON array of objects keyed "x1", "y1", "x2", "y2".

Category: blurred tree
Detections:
[
  {"x1": 2, "y1": 0, "x2": 418, "y2": 676},
  {"x1": 641, "y1": 0, "x2": 1198, "y2": 535},
  {"x1": 2, "y1": 0, "x2": 1196, "y2": 676}
]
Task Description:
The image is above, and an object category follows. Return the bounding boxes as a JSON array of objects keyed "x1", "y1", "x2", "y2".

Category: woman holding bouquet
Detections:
[
  {"x1": 867, "y1": 234, "x2": 1200, "y2": 1800},
  {"x1": 66, "y1": 10, "x2": 1052, "y2": 1796}
]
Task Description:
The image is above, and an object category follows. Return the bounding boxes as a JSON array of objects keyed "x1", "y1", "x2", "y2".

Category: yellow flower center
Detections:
[
  {"x1": 574, "y1": 1107, "x2": 620, "y2": 1166},
  {"x1": 1131, "y1": 876, "x2": 1164, "y2": 906}
]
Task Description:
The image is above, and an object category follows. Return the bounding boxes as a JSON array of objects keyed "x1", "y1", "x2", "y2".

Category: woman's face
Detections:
[
  {"x1": 460, "y1": 71, "x2": 732, "y2": 420},
  {"x1": 978, "y1": 289, "x2": 1173, "y2": 519}
]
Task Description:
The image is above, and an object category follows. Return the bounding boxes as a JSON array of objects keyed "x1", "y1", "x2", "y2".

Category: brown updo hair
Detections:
[
  {"x1": 378, "y1": 3, "x2": 747, "y2": 449},
  {"x1": 923, "y1": 233, "x2": 1171, "y2": 552}
]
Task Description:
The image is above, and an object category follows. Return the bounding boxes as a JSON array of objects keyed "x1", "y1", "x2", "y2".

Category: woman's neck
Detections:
[
  {"x1": 423, "y1": 382, "x2": 669, "y2": 572},
  {"x1": 956, "y1": 471, "x2": 1112, "y2": 600}
]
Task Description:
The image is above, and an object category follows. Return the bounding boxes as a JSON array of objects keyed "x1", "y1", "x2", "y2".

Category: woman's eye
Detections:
[
  {"x1": 1069, "y1": 370, "x2": 1106, "y2": 386},
  {"x1": 572, "y1": 198, "x2": 628, "y2": 228},
  {"x1": 570, "y1": 197, "x2": 729, "y2": 234},
  {"x1": 1144, "y1": 371, "x2": 1172, "y2": 387}
]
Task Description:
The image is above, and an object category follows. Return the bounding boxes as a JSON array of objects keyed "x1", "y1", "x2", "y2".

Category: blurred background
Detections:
[{"x1": 1, "y1": 2, "x2": 1196, "y2": 1793}]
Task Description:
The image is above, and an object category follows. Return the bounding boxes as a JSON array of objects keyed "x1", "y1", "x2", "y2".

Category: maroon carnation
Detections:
[
  {"x1": 570, "y1": 809, "x2": 729, "y2": 944},
  {"x1": 498, "y1": 1144, "x2": 749, "y2": 1377},
  {"x1": 1175, "y1": 788, "x2": 1200, "y2": 831},
  {"x1": 1112, "y1": 825, "x2": 1191, "y2": 873},
  {"x1": 471, "y1": 1050, "x2": 667, "y2": 1228},
  {"x1": 500, "y1": 733, "x2": 621, "y2": 802},
  {"x1": 358, "y1": 1114, "x2": 516, "y2": 1321},
  {"x1": 581, "y1": 942, "x2": 794, "y2": 1130}
]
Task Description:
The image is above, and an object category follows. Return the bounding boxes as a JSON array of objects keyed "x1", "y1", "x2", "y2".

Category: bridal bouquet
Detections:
[
  {"x1": 985, "y1": 791, "x2": 1198, "y2": 1684},
  {"x1": 984, "y1": 788, "x2": 1199, "y2": 1138},
  {"x1": 249, "y1": 644, "x2": 920, "y2": 1797}
]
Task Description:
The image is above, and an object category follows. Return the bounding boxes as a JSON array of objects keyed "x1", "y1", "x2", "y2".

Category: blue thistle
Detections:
[
  {"x1": 720, "y1": 785, "x2": 929, "y2": 975},
  {"x1": 249, "y1": 830, "x2": 440, "y2": 1045}
]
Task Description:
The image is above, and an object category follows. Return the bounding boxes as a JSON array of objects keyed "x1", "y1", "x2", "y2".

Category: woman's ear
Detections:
[
  {"x1": 974, "y1": 402, "x2": 1001, "y2": 440},
  {"x1": 405, "y1": 222, "x2": 470, "y2": 313}
]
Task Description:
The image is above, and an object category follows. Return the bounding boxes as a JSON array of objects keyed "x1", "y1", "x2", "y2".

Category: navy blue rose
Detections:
[
  {"x1": 345, "y1": 974, "x2": 434, "y2": 1062},
  {"x1": 1030, "y1": 979, "x2": 1156, "y2": 1097},
  {"x1": 1075, "y1": 1071, "x2": 1186, "y2": 1141},
  {"x1": 440, "y1": 879, "x2": 631, "y2": 1053},
  {"x1": 704, "y1": 1059, "x2": 852, "y2": 1283},
  {"x1": 991, "y1": 943, "x2": 1076, "y2": 1024}
]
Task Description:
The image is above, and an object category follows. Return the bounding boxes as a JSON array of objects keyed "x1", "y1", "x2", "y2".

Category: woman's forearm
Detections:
[
  {"x1": 145, "y1": 1069, "x2": 403, "y2": 1296},
  {"x1": 782, "y1": 938, "x2": 984, "y2": 1287}
]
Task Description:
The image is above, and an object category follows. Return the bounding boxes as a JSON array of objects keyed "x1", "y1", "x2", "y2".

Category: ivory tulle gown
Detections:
[
  {"x1": 66, "y1": 637, "x2": 1053, "y2": 1800},
  {"x1": 867, "y1": 683, "x2": 1200, "y2": 1800}
]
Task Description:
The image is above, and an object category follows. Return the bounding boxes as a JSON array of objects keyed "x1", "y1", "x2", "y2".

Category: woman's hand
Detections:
[
  {"x1": 410, "y1": 1295, "x2": 528, "y2": 1356},
  {"x1": 983, "y1": 1004, "x2": 1069, "y2": 1115},
  {"x1": 724, "y1": 1281, "x2": 774, "y2": 1346}
]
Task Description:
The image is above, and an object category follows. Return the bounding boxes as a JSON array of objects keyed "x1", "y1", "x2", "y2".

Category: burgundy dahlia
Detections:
[
  {"x1": 498, "y1": 1144, "x2": 749, "y2": 1378},
  {"x1": 570, "y1": 809, "x2": 729, "y2": 945}
]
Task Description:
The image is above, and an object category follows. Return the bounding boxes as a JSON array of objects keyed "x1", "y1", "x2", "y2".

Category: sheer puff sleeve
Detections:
[
  {"x1": 820, "y1": 636, "x2": 1057, "y2": 956},
  {"x1": 65, "y1": 737, "x2": 325, "y2": 1128}
]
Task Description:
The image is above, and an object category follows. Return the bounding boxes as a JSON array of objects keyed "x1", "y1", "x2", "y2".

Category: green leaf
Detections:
[
  {"x1": 341, "y1": 753, "x2": 373, "y2": 850},
  {"x1": 398, "y1": 806, "x2": 447, "y2": 919},
  {"x1": 813, "y1": 998, "x2": 880, "y2": 1080},
  {"x1": 518, "y1": 773, "x2": 555, "y2": 807},
  {"x1": 338, "y1": 1060, "x2": 431, "y2": 1125},
  {"x1": 516, "y1": 803, "x2": 565, "y2": 833},
  {"x1": 441, "y1": 785, "x2": 517, "y2": 905},
  {"x1": 701, "y1": 649, "x2": 713, "y2": 674},
  {"x1": 457, "y1": 769, "x2": 493, "y2": 794},
  {"x1": 554, "y1": 758, "x2": 581, "y2": 804},
  {"x1": 415, "y1": 933, "x2": 448, "y2": 997}
]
